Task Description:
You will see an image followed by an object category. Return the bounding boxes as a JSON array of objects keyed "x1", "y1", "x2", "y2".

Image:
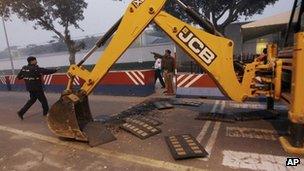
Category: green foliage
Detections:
[
  {"x1": 164, "y1": 0, "x2": 279, "y2": 32},
  {"x1": 1, "y1": 0, "x2": 87, "y2": 30},
  {"x1": 0, "y1": 0, "x2": 88, "y2": 64}
]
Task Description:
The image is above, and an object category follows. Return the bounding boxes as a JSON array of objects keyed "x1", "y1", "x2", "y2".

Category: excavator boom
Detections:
[
  {"x1": 47, "y1": 0, "x2": 283, "y2": 146},
  {"x1": 154, "y1": 11, "x2": 246, "y2": 101}
]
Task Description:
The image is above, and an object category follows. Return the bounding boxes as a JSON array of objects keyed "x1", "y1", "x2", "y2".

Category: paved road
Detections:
[{"x1": 0, "y1": 91, "x2": 303, "y2": 171}]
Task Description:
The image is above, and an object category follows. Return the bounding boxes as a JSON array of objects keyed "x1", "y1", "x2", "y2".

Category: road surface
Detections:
[{"x1": 0, "y1": 91, "x2": 303, "y2": 171}]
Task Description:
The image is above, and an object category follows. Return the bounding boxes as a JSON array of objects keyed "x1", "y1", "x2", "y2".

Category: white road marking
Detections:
[
  {"x1": 219, "y1": 101, "x2": 226, "y2": 113},
  {"x1": 196, "y1": 121, "x2": 211, "y2": 143},
  {"x1": 222, "y1": 150, "x2": 304, "y2": 171},
  {"x1": 198, "y1": 101, "x2": 224, "y2": 161},
  {"x1": 211, "y1": 100, "x2": 220, "y2": 113},
  {"x1": 203, "y1": 122, "x2": 221, "y2": 159},
  {"x1": 0, "y1": 125, "x2": 205, "y2": 171},
  {"x1": 226, "y1": 127, "x2": 277, "y2": 141},
  {"x1": 196, "y1": 100, "x2": 220, "y2": 143},
  {"x1": 204, "y1": 101, "x2": 225, "y2": 161},
  {"x1": 229, "y1": 103, "x2": 287, "y2": 111}
]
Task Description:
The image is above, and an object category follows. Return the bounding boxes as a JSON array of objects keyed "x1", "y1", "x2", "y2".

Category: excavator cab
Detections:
[{"x1": 47, "y1": 0, "x2": 285, "y2": 148}]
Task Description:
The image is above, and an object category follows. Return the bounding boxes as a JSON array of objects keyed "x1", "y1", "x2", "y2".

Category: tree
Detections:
[
  {"x1": 0, "y1": 0, "x2": 87, "y2": 64},
  {"x1": 164, "y1": 0, "x2": 279, "y2": 33}
]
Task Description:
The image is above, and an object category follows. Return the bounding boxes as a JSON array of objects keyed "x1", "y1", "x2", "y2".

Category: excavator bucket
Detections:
[
  {"x1": 47, "y1": 93, "x2": 92, "y2": 141},
  {"x1": 47, "y1": 93, "x2": 116, "y2": 146}
]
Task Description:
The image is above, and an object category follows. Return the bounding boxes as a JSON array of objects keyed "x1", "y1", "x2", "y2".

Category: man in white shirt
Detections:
[{"x1": 153, "y1": 53, "x2": 165, "y2": 88}]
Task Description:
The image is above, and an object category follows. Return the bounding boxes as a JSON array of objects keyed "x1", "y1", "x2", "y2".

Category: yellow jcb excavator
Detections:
[{"x1": 47, "y1": 0, "x2": 304, "y2": 154}]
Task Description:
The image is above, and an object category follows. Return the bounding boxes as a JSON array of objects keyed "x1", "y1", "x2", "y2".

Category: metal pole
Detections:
[{"x1": 2, "y1": 17, "x2": 15, "y2": 75}]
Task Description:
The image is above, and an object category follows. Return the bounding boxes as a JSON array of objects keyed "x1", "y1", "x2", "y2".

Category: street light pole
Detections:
[{"x1": 2, "y1": 17, "x2": 15, "y2": 75}]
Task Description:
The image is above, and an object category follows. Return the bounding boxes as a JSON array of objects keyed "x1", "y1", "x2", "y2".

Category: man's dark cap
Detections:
[{"x1": 27, "y1": 56, "x2": 36, "y2": 63}]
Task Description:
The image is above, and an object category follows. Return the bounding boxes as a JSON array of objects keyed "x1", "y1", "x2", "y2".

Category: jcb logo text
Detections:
[{"x1": 178, "y1": 27, "x2": 217, "y2": 65}]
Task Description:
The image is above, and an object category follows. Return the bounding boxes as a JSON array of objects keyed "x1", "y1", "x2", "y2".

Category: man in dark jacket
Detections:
[
  {"x1": 152, "y1": 50, "x2": 176, "y2": 95},
  {"x1": 17, "y1": 56, "x2": 58, "y2": 120}
]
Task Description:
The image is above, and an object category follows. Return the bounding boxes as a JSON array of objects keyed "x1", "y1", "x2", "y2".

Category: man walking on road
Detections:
[
  {"x1": 17, "y1": 56, "x2": 59, "y2": 120},
  {"x1": 152, "y1": 50, "x2": 176, "y2": 95},
  {"x1": 152, "y1": 53, "x2": 165, "y2": 89}
]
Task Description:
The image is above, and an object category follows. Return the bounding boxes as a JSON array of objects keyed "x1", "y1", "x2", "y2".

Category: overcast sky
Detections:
[{"x1": 0, "y1": 0, "x2": 293, "y2": 51}]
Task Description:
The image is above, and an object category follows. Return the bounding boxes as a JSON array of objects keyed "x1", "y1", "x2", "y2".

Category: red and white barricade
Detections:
[
  {"x1": 8, "y1": 69, "x2": 155, "y2": 97},
  {"x1": 176, "y1": 73, "x2": 224, "y2": 98}
]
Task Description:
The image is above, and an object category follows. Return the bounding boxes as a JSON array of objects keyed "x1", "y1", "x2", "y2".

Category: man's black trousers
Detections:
[{"x1": 19, "y1": 91, "x2": 49, "y2": 116}]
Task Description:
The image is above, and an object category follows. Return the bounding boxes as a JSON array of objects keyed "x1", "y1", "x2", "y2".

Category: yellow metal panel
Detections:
[
  {"x1": 80, "y1": 0, "x2": 167, "y2": 94},
  {"x1": 268, "y1": 44, "x2": 278, "y2": 61},
  {"x1": 289, "y1": 32, "x2": 304, "y2": 124},
  {"x1": 279, "y1": 137, "x2": 304, "y2": 155},
  {"x1": 267, "y1": 44, "x2": 282, "y2": 100},
  {"x1": 68, "y1": 65, "x2": 91, "y2": 83},
  {"x1": 153, "y1": 11, "x2": 251, "y2": 102},
  {"x1": 274, "y1": 60, "x2": 282, "y2": 100}
]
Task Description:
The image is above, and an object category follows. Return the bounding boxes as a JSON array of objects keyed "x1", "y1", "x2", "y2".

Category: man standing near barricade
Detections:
[
  {"x1": 152, "y1": 53, "x2": 166, "y2": 89},
  {"x1": 152, "y1": 49, "x2": 176, "y2": 95},
  {"x1": 17, "y1": 56, "x2": 59, "y2": 120}
]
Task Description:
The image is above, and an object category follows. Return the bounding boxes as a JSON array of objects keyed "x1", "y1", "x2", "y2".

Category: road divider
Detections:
[
  {"x1": 176, "y1": 73, "x2": 223, "y2": 98},
  {"x1": 0, "y1": 70, "x2": 155, "y2": 97}
]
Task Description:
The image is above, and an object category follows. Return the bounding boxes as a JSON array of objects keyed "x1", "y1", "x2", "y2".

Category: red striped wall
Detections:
[
  {"x1": 177, "y1": 74, "x2": 217, "y2": 88},
  {"x1": 4, "y1": 70, "x2": 155, "y2": 88}
]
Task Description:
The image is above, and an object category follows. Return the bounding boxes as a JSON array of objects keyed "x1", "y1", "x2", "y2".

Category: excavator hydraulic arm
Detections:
[{"x1": 47, "y1": 0, "x2": 283, "y2": 145}]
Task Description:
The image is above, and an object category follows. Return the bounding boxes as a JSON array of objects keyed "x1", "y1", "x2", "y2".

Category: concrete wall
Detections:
[{"x1": 0, "y1": 43, "x2": 175, "y2": 70}]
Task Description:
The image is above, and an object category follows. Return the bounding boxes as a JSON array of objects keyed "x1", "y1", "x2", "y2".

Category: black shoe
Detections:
[
  {"x1": 43, "y1": 113, "x2": 48, "y2": 116},
  {"x1": 17, "y1": 111, "x2": 24, "y2": 120}
]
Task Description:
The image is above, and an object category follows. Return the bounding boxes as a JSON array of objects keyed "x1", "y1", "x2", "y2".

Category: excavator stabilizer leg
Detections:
[{"x1": 279, "y1": 33, "x2": 304, "y2": 154}]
